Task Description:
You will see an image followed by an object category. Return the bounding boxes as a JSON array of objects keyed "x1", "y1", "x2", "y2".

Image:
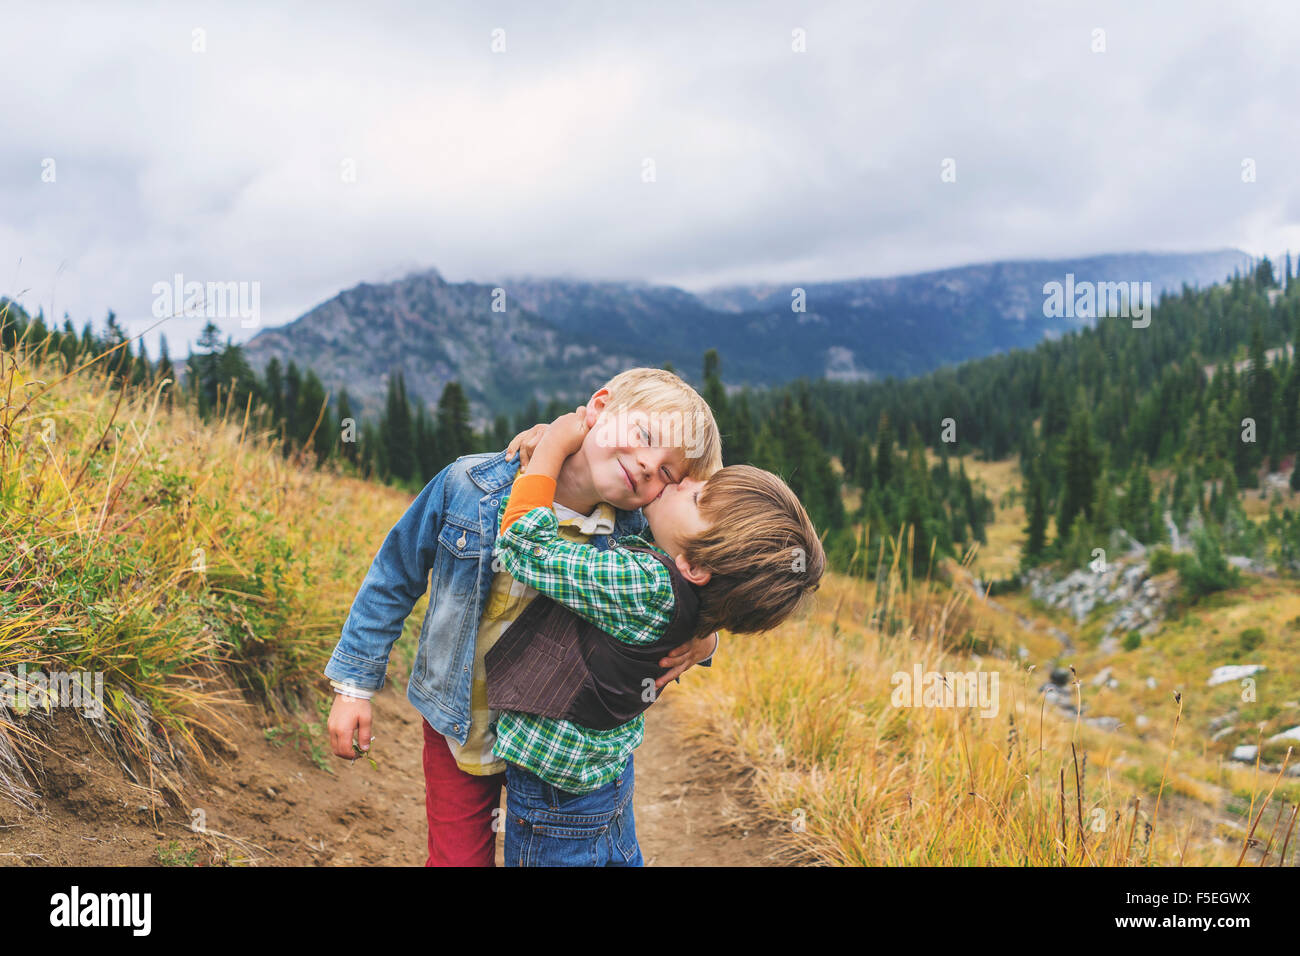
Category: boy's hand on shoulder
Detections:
[
  {"x1": 654, "y1": 631, "x2": 720, "y2": 689},
  {"x1": 529, "y1": 405, "x2": 592, "y2": 475},
  {"x1": 544, "y1": 405, "x2": 592, "y2": 455},
  {"x1": 505, "y1": 422, "x2": 548, "y2": 471}
]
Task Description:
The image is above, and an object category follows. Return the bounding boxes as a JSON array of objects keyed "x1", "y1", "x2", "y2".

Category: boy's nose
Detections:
[{"x1": 634, "y1": 451, "x2": 664, "y2": 483}]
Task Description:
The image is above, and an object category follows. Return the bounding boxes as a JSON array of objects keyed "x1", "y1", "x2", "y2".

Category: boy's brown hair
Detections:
[{"x1": 683, "y1": 465, "x2": 825, "y2": 637}]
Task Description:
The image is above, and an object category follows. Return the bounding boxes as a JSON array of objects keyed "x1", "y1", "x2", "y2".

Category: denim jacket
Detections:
[{"x1": 324, "y1": 450, "x2": 655, "y2": 746}]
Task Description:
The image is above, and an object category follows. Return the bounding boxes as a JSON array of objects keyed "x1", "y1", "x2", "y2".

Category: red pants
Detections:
[{"x1": 421, "y1": 718, "x2": 506, "y2": 867}]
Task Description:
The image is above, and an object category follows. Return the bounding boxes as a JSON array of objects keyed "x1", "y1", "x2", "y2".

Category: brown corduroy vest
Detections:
[{"x1": 485, "y1": 546, "x2": 700, "y2": 731}]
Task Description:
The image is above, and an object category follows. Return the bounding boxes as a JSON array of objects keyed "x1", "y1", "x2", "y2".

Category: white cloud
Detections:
[{"x1": 2, "y1": 0, "x2": 1299, "y2": 355}]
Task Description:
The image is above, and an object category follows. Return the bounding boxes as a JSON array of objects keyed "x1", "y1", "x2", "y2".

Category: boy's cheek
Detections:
[{"x1": 587, "y1": 414, "x2": 628, "y2": 452}]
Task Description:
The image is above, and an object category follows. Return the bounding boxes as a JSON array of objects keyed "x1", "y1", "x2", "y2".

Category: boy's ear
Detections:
[
  {"x1": 585, "y1": 388, "x2": 609, "y2": 428},
  {"x1": 674, "y1": 554, "x2": 712, "y2": 587}
]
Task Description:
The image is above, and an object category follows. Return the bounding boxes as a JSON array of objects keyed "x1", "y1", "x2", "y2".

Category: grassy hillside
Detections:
[{"x1": 0, "y1": 323, "x2": 418, "y2": 805}]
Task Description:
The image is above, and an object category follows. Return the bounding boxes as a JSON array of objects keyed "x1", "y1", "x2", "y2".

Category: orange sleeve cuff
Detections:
[{"x1": 501, "y1": 474, "x2": 558, "y2": 532}]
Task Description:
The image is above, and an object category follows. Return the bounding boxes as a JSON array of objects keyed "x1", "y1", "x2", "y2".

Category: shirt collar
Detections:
[{"x1": 554, "y1": 500, "x2": 617, "y2": 536}]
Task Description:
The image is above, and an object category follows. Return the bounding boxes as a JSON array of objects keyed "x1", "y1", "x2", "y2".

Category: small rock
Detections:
[
  {"x1": 1231, "y1": 745, "x2": 1258, "y2": 763},
  {"x1": 1086, "y1": 716, "x2": 1123, "y2": 732},
  {"x1": 1267, "y1": 725, "x2": 1300, "y2": 744}
]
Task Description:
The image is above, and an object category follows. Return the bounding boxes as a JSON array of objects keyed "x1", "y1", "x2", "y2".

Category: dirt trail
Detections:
[{"x1": 0, "y1": 685, "x2": 782, "y2": 867}]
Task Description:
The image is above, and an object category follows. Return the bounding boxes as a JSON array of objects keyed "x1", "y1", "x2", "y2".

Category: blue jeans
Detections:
[{"x1": 504, "y1": 756, "x2": 643, "y2": 867}]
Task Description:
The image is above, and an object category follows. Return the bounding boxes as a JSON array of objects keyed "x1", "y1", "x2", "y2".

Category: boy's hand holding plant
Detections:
[{"x1": 327, "y1": 694, "x2": 373, "y2": 761}]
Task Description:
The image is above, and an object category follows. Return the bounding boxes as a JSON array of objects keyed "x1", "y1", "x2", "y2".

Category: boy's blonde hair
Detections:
[
  {"x1": 683, "y1": 465, "x2": 825, "y2": 637},
  {"x1": 599, "y1": 367, "x2": 722, "y2": 479}
]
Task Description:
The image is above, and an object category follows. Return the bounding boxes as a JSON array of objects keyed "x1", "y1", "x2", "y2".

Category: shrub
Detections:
[
  {"x1": 1238, "y1": 627, "x2": 1265, "y2": 652},
  {"x1": 1176, "y1": 530, "x2": 1241, "y2": 600},
  {"x1": 1147, "y1": 547, "x2": 1175, "y2": 575}
]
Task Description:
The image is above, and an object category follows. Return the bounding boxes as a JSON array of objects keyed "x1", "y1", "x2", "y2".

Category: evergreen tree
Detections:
[
  {"x1": 728, "y1": 392, "x2": 755, "y2": 465},
  {"x1": 298, "y1": 369, "x2": 330, "y2": 459},
  {"x1": 264, "y1": 357, "x2": 284, "y2": 425},
  {"x1": 283, "y1": 361, "x2": 302, "y2": 456},
  {"x1": 855, "y1": 434, "x2": 875, "y2": 493},
  {"x1": 1057, "y1": 403, "x2": 1099, "y2": 543},
  {"x1": 131, "y1": 339, "x2": 149, "y2": 387},
  {"x1": 156, "y1": 334, "x2": 175, "y2": 387},
  {"x1": 436, "y1": 381, "x2": 474, "y2": 464},
  {"x1": 361, "y1": 420, "x2": 384, "y2": 479},
  {"x1": 1246, "y1": 324, "x2": 1275, "y2": 463},
  {"x1": 337, "y1": 388, "x2": 358, "y2": 465},
  {"x1": 1023, "y1": 463, "x2": 1048, "y2": 561},
  {"x1": 492, "y1": 414, "x2": 511, "y2": 450},
  {"x1": 515, "y1": 398, "x2": 541, "y2": 436},
  {"x1": 58, "y1": 319, "x2": 78, "y2": 369},
  {"x1": 414, "y1": 403, "x2": 438, "y2": 483},
  {"x1": 875, "y1": 413, "x2": 896, "y2": 488},
  {"x1": 383, "y1": 373, "x2": 415, "y2": 482},
  {"x1": 702, "y1": 349, "x2": 729, "y2": 451},
  {"x1": 217, "y1": 339, "x2": 261, "y2": 420},
  {"x1": 187, "y1": 321, "x2": 224, "y2": 415}
]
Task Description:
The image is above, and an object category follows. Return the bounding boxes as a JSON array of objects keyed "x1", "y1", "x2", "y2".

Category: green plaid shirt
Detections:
[{"x1": 491, "y1": 498, "x2": 675, "y2": 793}]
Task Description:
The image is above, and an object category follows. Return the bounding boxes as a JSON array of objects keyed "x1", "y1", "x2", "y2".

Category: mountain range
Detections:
[{"x1": 240, "y1": 249, "x2": 1252, "y2": 419}]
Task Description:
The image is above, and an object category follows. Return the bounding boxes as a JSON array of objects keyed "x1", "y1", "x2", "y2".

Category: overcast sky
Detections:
[{"x1": 3, "y1": 0, "x2": 1299, "y2": 353}]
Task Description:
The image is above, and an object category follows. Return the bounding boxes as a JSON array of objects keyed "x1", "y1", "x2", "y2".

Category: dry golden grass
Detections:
[
  {"x1": 674, "y1": 531, "x2": 1291, "y2": 866},
  {"x1": 1, "y1": 326, "x2": 413, "y2": 793}
]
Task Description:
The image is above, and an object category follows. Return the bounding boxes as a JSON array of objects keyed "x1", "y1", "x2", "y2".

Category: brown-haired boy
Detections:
[{"x1": 486, "y1": 407, "x2": 825, "y2": 866}]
